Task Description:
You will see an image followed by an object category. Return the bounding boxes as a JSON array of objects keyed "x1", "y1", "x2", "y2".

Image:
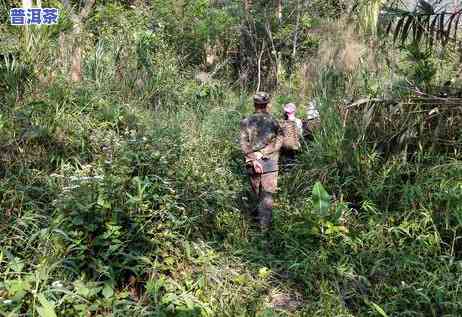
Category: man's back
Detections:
[{"x1": 240, "y1": 112, "x2": 282, "y2": 161}]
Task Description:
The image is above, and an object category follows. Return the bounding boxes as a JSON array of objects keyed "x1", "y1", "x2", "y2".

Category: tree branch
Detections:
[
  {"x1": 62, "y1": 0, "x2": 78, "y2": 20},
  {"x1": 79, "y1": 0, "x2": 96, "y2": 20},
  {"x1": 264, "y1": 20, "x2": 279, "y2": 86},
  {"x1": 292, "y1": 0, "x2": 301, "y2": 59}
]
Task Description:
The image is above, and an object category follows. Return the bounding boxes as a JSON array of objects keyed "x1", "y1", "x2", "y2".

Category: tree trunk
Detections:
[
  {"x1": 256, "y1": 41, "x2": 265, "y2": 92},
  {"x1": 240, "y1": 0, "x2": 251, "y2": 90},
  {"x1": 276, "y1": 0, "x2": 282, "y2": 23},
  {"x1": 62, "y1": 0, "x2": 95, "y2": 82},
  {"x1": 292, "y1": 0, "x2": 300, "y2": 59},
  {"x1": 174, "y1": 0, "x2": 185, "y2": 17},
  {"x1": 244, "y1": 0, "x2": 252, "y2": 12},
  {"x1": 71, "y1": 45, "x2": 82, "y2": 82},
  {"x1": 205, "y1": 39, "x2": 218, "y2": 71},
  {"x1": 115, "y1": 46, "x2": 127, "y2": 82},
  {"x1": 59, "y1": 33, "x2": 66, "y2": 69},
  {"x1": 70, "y1": 22, "x2": 83, "y2": 82}
]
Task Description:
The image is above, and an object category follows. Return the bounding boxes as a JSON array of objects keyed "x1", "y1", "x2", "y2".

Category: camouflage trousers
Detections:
[{"x1": 246, "y1": 162, "x2": 278, "y2": 230}]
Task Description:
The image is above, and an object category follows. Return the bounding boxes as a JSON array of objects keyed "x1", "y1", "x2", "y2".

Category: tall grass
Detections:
[{"x1": 2, "y1": 11, "x2": 462, "y2": 317}]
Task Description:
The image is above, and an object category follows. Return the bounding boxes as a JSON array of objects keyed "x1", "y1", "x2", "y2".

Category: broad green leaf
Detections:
[
  {"x1": 8, "y1": 258, "x2": 24, "y2": 273},
  {"x1": 312, "y1": 182, "x2": 331, "y2": 217},
  {"x1": 97, "y1": 194, "x2": 111, "y2": 209},
  {"x1": 36, "y1": 294, "x2": 57, "y2": 317},
  {"x1": 6, "y1": 279, "x2": 31, "y2": 295},
  {"x1": 325, "y1": 224, "x2": 349, "y2": 235},
  {"x1": 369, "y1": 301, "x2": 389, "y2": 317},
  {"x1": 161, "y1": 293, "x2": 178, "y2": 305},
  {"x1": 333, "y1": 202, "x2": 347, "y2": 223},
  {"x1": 74, "y1": 281, "x2": 90, "y2": 297},
  {"x1": 455, "y1": 207, "x2": 462, "y2": 227},
  {"x1": 102, "y1": 283, "x2": 114, "y2": 299},
  {"x1": 0, "y1": 114, "x2": 5, "y2": 130}
]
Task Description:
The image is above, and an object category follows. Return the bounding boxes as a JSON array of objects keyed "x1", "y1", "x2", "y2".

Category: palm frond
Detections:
[{"x1": 382, "y1": 4, "x2": 462, "y2": 48}]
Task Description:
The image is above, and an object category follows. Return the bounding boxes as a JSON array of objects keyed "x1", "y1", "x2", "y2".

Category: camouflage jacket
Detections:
[{"x1": 239, "y1": 112, "x2": 283, "y2": 163}]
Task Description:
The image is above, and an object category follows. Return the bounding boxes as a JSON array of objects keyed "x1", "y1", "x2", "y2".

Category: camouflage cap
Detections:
[{"x1": 253, "y1": 92, "x2": 270, "y2": 105}]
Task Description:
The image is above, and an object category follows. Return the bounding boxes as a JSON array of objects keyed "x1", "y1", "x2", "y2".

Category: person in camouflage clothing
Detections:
[{"x1": 240, "y1": 92, "x2": 283, "y2": 231}]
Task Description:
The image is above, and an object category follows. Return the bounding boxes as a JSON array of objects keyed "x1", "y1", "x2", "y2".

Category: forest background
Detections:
[{"x1": 2, "y1": 0, "x2": 462, "y2": 316}]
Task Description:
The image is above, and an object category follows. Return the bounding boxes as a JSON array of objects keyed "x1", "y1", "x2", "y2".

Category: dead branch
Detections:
[{"x1": 256, "y1": 41, "x2": 266, "y2": 92}]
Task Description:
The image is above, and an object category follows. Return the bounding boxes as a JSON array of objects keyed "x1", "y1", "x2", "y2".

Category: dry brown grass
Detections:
[{"x1": 295, "y1": 20, "x2": 378, "y2": 99}]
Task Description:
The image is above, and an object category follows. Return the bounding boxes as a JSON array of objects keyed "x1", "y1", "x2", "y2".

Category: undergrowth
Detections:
[{"x1": 2, "y1": 6, "x2": 462, "y2": 317}]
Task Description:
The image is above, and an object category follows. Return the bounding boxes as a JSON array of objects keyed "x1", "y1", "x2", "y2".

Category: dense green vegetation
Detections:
[{"x1": 1, "y1": 0, "x2": 462, "y2": 316}]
